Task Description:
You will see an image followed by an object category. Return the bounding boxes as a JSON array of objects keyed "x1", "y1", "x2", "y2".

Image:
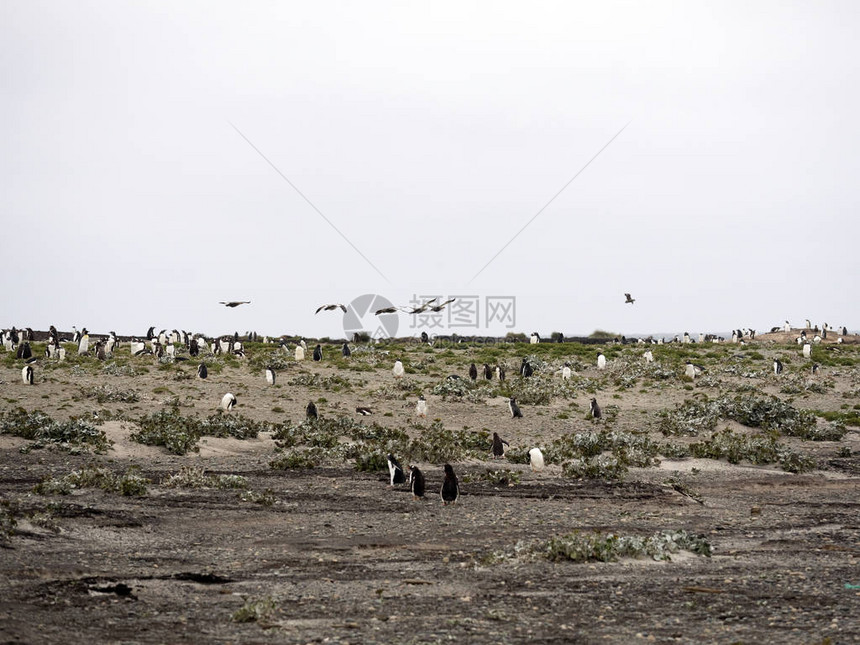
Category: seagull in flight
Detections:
[
  {"x1": 624, "y1": 293, "x2": 636, "y2": 304},
  {"x1": 428, "y1": 298, "x2": 456, "y2": 312},
  {"x1": 315, "y1": 304, "x2": 347, "y2": 314},
  {"x1": 220, "y1": 301, "x2": 251, "y2": 308},
  {"x1": 374, "y1": 305, "x2": 400, "y2": 315},
  {"x1": 404, "y1": 298, "x2": 438, "y2": 314}
]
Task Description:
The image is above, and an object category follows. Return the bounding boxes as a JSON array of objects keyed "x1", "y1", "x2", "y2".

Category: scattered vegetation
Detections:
[
  {"x1": 232, "y1": 596, "x2": 277, "y2": 623},
  {"x1": 0, "y1": 408, "x2": 111, "y2": 453},
  {"x1": 35, "y1": 465, "x2": 149, "y2": 496},
  {"x1": 130, "y1": 408, "x2": 273, "y2": 455}
]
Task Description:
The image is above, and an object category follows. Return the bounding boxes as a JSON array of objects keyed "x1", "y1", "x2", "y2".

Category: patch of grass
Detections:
[
  {"x1": 162, "y1": 465, "x2": 249, "y2": 490},
  {"x1": 538, "y1": 529, "x2": 712, "y2": 562},
  {"x1": 131, "y1": 408, "x2": 273, "y2": 455},
  {"x1": 238, "y1": 489, "x2": 276, "y2": 506},
  {"x1": 562, "y1": 455, "x2": 628, "y2": 481},
  {"x1": 35, "y1": 465, "x2": 149, "y2": 496},
  {"x1": 462, "y1": 468, "x2": 521, "y2": 486},
  {"x1": 690, "y1": 428, "x2": 815, "y2": 473},
  {"x1": 0, "y1": 408, "x2": 111, "y2": 453},
  {"x1": 232, "y1": 596, "x2": 277, "y2": 623},
  {"x1": 78, "y1": 385, "x2": 139, "y2": 404}
]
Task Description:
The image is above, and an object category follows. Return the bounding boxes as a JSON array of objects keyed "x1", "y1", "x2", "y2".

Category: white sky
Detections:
[{"x1": 2, "y1": 1, "x2": 858, "y2": 339}]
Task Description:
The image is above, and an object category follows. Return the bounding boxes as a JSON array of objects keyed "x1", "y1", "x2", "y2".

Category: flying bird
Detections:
[
  {"x1": 220, "y1": 301, "x2": 251, "y2": 308},
  {"x1": 428, "y1": 298, "x2": 456, "y2": 312},
  {"x1": 404, "y1": 298, "x2": 438, "y2": 314},
  {"x1": 374, "y1": 305, "x2": 400, "y2": 315},
  {"x1": 315, "y1": 304, "x2": 347, "y2": 314},
  {"x1": 625, "y1": 293, "x2": 636, "y2": 304}
]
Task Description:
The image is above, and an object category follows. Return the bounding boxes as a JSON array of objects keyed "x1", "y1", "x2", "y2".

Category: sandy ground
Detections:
[{"x1": 1, "y1": 333, "x2": 859, "y2": 643}]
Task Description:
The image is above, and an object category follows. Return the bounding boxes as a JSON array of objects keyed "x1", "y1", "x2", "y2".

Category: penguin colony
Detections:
[{"x1": 2, "y1": 318, "x2": 854, "y2": 511}]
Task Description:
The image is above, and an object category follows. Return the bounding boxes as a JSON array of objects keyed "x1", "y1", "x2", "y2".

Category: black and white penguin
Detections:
[
  {"x1": 306, "y1": 401, "x2": 319, "y2": 420},
  {"x1": 508, "y1": 397, "x2": 523, "y2": 419},
  {"x1": 16, "y1": 342, "x2": 32, "y2": 360},
  {"x1": 842, "y1": 326, "x2": 848, "y2": 336},
  {"x1": 197, "y1": 363, "x2": 208, "y2": 379},
  {"x1": 529, "y1": 448, "x2": 545, "y2": 472},
  {"x1": 220, "y1": 393, "x2": 237, "y2": 412},
  {"x1": 409, "y1": 465, "x2": 426, "y2": 499},
  {"x1": 520, "y1": 358, "x2": 533, "y2": 378},
  {"x1": 416, "y1": 394, "x2": 427, "y2": 417},
  {"x1": 387, "y1": 454, "x2": 407, "y2": 486},
  {"x1": 483, "y1": 364, "x2": 492, "y2": 380},
  {"x1": 342, "y1": 343, "x2": 351, "y2": 357},
  {"x1": 491, "y1": 432, "x2": 509, "y2": 459},
  {"x1": 685, "y1": 360, "x2": 705, "y2": 379},
  {"x1": 441, "y1": 464, "x2": 459, "y2": 505},
  {"x1": 393, "y1": 360, "x2": 405, "y2": 379},
  {"x1": 469, "y1": 363, "x2": 478, "y2": 381},
  {"x1": 189, "y1": 338, "x2": 199, "y2": 357},
  {"x1": 420, "y1": 331, "x2": 430, "y2": 344},
  {"x1": 96, "y1": 341, "x2": 107, "y2": 361},
  {"x1": 355, "y1": 407, "x2": 373, "y2": 416},
  {"x1": 313, "y1": 344, "x2": 323, "y2": 362},
  {"x1": 146, "y1": 326, "x2": 156, "y2": 340},
  {"x1": 530, "y1": 332, "x2": 540, "y2": 345},
  {"x1": 590, "y1": 397, "x2": 602, "y2": 419},
  {"x1": 496, "y1": 365, "x2": 506, "y2": 382},
  {"x1": 812, "y1": 363, "x2": 820, "y2": 375},
  {"x1": 265, "y1": 367, "x2": 276, "y2": 385},
  {"x1": 22, "y1": 364, "x2": 33, "y2": 385},
  {"x1": 597, "y1": 352, "x2": 606, "y2": 370},
  {"x1": 773, "y1": 358, "x2": 783, "y2": 375}
]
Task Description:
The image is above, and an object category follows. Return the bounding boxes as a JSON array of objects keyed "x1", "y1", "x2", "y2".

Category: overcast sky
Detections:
[{"x1": 2, "y1": 1, "x2": 858, "y2": 340}]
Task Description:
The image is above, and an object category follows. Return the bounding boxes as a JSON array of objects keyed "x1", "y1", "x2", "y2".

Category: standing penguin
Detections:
[
  {"x1": 597, "y1": 352, "x2": 606, "y2": 370},
  {"x1": 386, "y1": 454, "x2": 407, "y2": 486},
  {"x1": 644, "y1": 350, "x2": 654, "y2": 363},
  {"x1": 22, "y1": 364, "x2": 34, "y2": 385},
  {"x1": 812, "y1": 363, "x2": 820, "y2": 375},
  {"x1": 342, "y1": 343, "x2": 351, "y2": 357},
  {"x1": 265, "y1": 366, "x2": 276, "y2": 385},
  {"x1": 409, "y1": 465, "x2": 426, "y2": 500},
  {"x1": 469, "y1": 363, "x2": 478, "y2": 381},
  {"x1": 774, "y1": 358, "x2": 783, "y2": 375},
  {"x1": 520, "y1": 358, "x2": 533, "y2": 378},
  {"x1": 495, "y1": 365, "x2": 506, "y2": 382},
  {"x1": 416, "y1": 395, "x2": 428, "y2": 418},
  {"x1": 306, "y1": 401, "x2": 319, "y2": 420},
  {"x1": 220, "y1": 393, "x2": 237, "y2": 412},
  {"x1": 312, "y1": 344, "x2": 323, "y2": 362},
  {"x1": 491, "y1": 432, "x2": 509, "y2": 459},
  {"x1": 295, "y1": 345, "x2": 305, "y2": 361},
  {"x1": 590, "y1": 397, "x2": 602, "y2": 419},
  {"x1": 16, "y1": 342, "x2": 32, "y2": 360},
  {"x1": 393, "y1": 360, "x2": 405, "y2": 379},
  {"x1": 529, "y1": 448, "x2": 545, "y2": 472},
  {"x1": 483, "y1": 363, "x2": 492, "y2": 380},
  {"x1": 561, "y1": 364, "x2": 572, "y2": 380},
  {"x1": 197, "y1": 363, "x2": 208, "y2": 379},
  {"x1": 441, "y1": 464, "x2": 460, "y2": 505},
  {"x1": 508, "y1": 397, "x2": 523, "y2": 419},
  {"x1": 803, "y1": 344, "x2": 812, "y2": 359}
]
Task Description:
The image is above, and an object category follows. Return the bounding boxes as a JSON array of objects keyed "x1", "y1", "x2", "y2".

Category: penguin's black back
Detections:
[{"x1": 410, "y1": 466, "x2": 425, "y2": 497}]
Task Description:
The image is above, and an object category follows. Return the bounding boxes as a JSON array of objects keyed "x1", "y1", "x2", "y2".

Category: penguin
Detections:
[
  {"x1": 131, "y1": 340, "x2": 146, "y2": 356},
  {"x1": 165, "y1": 342, "x2": 175, "y2": 359},
  {"x1": 342, "y1": 343, "x2": 351, "y2": 357},
  {"x1": 803, "y1": 343, "x2": 812, "y2": 359},
  {"x1": 773, "y1": 358, "x2": 783, "y2": 375},
  {"x1": 483, "y1": 363, "x2": 492, "y2": 380},
  {"x1": 409, "y1": 465, "x2": 426, "y2": 500},
  {"x1": 146, "y1": 326, "x2": 156, "y2": 340},
  {"x1": 597, "y1": 352, "x2": 606, "y2": 370},
  {"x1": 306, "y1": 401, "x2": 319, "y2": 420},
  {"x1": 491, "y1": 432, "x2": 509, "y2": 459},
  {"x1": 22, "y1": 364, "x2": 33, "y2": 385},
  {"x1": 295, "y1": 345, "x2": 305, "y2": 361},
  {"x1": 197, "y1": 363, "x2": 208, "y2": 379},
  {"x1": 530, "y1": 333, "x2": 540, "y2": 345},
  {"x1": 508, "y1": 397, "x2": 523, "y2": 419},
  {"x1": 561, "y1": 365, "x2": 572, "y2": 380},
  {"x1": 78, "y1": 333, "x2": 89, "y2": 355},
  {"x1": 393, "y1": 360, "x2": 405, "y2": 379},
  {"x1": 265, "y1": 367, "x2": 276, "y2": 385},
  {"x1": 469, "y1": 363, "x2": 478, "y2": 381},
  {"x1": 387, "y1": 454, "x2": 407, "y2": 486},
  {"x1": 685, "y1": 360, "x2": 705, "y2": 379},
  {"x1": 842, "y1": 326, "x2": 848, "y2": 336},
  {"x1": 441, "y1": 464, "x2": 459, "y2": 505},
  {"x1": 590, "y1": 397, "x2": 602, "y2": 419},
  {"x1": 313, "y1": 344, "x2": 323, "y2": 362},
  {"x1": 220, "y1": 393, "x2": 237, "y2": 412},
  {"x1": 416, "y1": 395, "x2": 427, "y2": 418},
  {"x1": 96, "y1": 341, "x2": 107, "y2": 361},
  {"x1": 683, "y1": 332, "x2": 691, "y2": 344},
  {"x1": 805, "y1": 319, "x2": 812, "y2": 329},
  {"x1": 189, "y1": 338, "x2": 199, "y2": 356},
  {"x1": 16, "y1": 342, "x2": 32, "y2": 360},
  {"x1": 529, "y1": 447, "x2": 545, "y2": 472},
  {"x1": 644, "y1": 350, "x2": 654, "y2": 363},
  {"x1": 520, "y1": 358, "x2": 533, "y2": 378},
  {"x1": 355, "y1": 407, "x2": 373, "y2": 416},
  {"x1": 496, "y1": 365, "x2": 506, "y2": 382},
  {"x1": 812, "y1": 363, "x2": 820, "y2": 375},
  {"x1": 420, "y1": 331, "x2": 430, "y2": 344}
]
